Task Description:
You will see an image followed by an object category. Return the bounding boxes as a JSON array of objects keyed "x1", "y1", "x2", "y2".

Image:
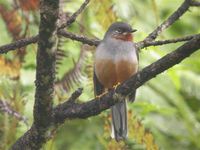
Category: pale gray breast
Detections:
[{"x1": 95, "y1": 38, "x2": 138, "y2": 65}]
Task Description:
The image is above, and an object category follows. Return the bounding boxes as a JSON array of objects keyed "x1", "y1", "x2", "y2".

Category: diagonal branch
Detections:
[
  {"x1": 53, "y1": 35, "x2": 200, "y2": 123},
  {"x1": 138, "y1": 0, "x2": 192, "y2": 49},
  {"x1": 145, "y1": 0, "x2": 191, "y2": 40},
  {"x1": 59, "y1": 0, "x2": 90, "y2": 29}
]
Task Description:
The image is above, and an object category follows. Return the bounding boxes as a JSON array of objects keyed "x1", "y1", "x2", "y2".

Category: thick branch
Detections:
[
  {"x1": 53, "y1": 35, "x2": 200, "y2": 123},
  {"x1": 11, "y1": 0, "x2": 59, "y2": 149}
]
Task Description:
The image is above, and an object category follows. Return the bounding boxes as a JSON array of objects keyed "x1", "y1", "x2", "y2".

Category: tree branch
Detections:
[
  {"x1": 0, "y1": 35, "x2": 38, "y2": 54},
  {"x1": 1, "y1": 32, "x2": 198, "y2": 53},
  {"x1": 190, "y1": 0, "x2": 200, "y2": 6},
  {"x1": 0, "y1": 0, "x2": 91, "y2": 53},
  {"x1": 58, "y1": 30, "x2": 100, "y2": 46},
  {"x1": 53, "y1": 35, "x2": 200, "y2": 123},
  {"x1": 138, "y1": 0, "x2": 192, "y2": 49},
  {"x1": 11, "y1": 0, "x2": 59, "y2": 149},
  {"x1": 59, "y1": 0, "x2": 90, "y2": 29},
  {"x1": 137, "y1": 34, "x2": 200, "y2": 48}
]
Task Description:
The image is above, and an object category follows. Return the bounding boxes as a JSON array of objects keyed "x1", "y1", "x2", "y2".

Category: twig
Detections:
[
  {"x1": 0, "y1": 35, "x2": 38, "y2": 54},
  {"x1": 59, "y1": 0, "x2": 90, "y2": 29},
  {"x1": 190, "y1": 0, "x2": 200, "y2": 6},
  {"x1": 0, "y1": 0, "x2": 91, "y2": 53},
  {"x1": 58, "y1": 30, "x2": 100, "y2": 46},
  {"x1": 0, "y1": 100, "x2": 28, "y2": 125},
  {"x1": 0, "y1": 31, "x2": 99, "y2": 53},
  {"x1": 67, "y1": 88, "x2": 83, "y2": 103},
  {"x1": 136, "y1": 34, "x2": 200, "y2": 49}
]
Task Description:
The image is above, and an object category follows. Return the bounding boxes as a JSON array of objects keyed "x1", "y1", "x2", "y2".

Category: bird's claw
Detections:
[
  {"x1": 113, "y1": 82, "x2": 121, "y2": 89},
  {"x1": 95, "y1": 91, "x2": 108, "y2": 99}
]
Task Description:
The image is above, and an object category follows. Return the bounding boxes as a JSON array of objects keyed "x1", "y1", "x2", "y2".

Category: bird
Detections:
[{"x1": 93, "y1": 22, "x2": 139, "y2": 141}]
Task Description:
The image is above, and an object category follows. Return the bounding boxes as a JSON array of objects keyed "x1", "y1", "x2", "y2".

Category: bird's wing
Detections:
[
  {"x1": 136, "y1": 47, "x2": 139, "y2": 62},
  {"x1": 93, "y1": 69, "x2": 105, "y2": 96},
  {"x1": 129, "y1": 44, "x2": 139, "y2": 102}
]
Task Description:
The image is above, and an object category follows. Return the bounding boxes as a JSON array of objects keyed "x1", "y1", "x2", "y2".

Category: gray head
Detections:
[{"x1": 104, "y1": 22, "x2": 137, "y2": 40}]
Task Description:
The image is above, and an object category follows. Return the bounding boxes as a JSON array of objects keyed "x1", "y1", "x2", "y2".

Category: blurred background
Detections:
[{"x1": 0, "y1": 0, "x2": 200, "y2": 149}]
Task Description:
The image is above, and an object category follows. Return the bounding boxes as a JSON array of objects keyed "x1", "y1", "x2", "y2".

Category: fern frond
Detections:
[{"x1": 56, "y1": 45, "x2": 88, "y2": 92}]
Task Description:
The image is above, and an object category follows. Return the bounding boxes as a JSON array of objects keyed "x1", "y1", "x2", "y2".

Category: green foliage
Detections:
[
  {"x1": 0, "y1": 78, "x2": 27, "y2": 149},
  {"x1": 0, "y1": 0, "x2": 200, "y2": 150}
]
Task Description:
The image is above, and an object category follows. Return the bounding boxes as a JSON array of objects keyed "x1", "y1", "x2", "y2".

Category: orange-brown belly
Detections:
[{"x1": 95, "y1": 59, "x2": 138, "y2": 88}]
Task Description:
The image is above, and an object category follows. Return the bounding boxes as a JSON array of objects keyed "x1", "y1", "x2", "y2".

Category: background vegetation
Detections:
[{"x1": 0, "y1": 0, "x2": 199, "y2": 149}]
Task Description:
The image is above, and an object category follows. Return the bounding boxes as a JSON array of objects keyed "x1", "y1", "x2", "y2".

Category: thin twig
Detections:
[
  {"x1": 0, "y1": 35, "x2": 38, "y2": 54},
  {"x1": 0, "y1": 100, "x2": 28, "y2": 125},
  {"x1": 136, "y1": 34, "x2": 200, "y2": 49},
  {"x1": 59, "y1": 0, "x2": 90, "y2": 29},
  {"x1": 190, "y1": 0, "x2": 200, "y2": 6}
]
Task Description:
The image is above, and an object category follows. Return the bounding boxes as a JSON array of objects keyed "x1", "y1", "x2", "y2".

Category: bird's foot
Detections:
[
  {"x1": 113, "y1": 82, "x2": 121, "y2": 89},
  {"x1": 95, "y1": 91, "x2": 108, "y2": 99}
]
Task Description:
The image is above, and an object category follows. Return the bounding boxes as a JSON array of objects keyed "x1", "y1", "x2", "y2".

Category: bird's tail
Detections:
[{"x1": 111, "y1": 100, "x2": 127, "y2": 141}]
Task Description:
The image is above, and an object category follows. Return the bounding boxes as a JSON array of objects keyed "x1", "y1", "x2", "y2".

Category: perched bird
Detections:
[{"x1": 93, "y1": 22, "x2": 139, "y2": 141}]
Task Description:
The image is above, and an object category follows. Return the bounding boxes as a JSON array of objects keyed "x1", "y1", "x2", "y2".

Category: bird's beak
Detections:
[
  {"x1": 122, "y1": 29, "x2": 137, "y2": 35},
  {"x1": 131, "y1": 29, "x2": 137, "y2": 33}
]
